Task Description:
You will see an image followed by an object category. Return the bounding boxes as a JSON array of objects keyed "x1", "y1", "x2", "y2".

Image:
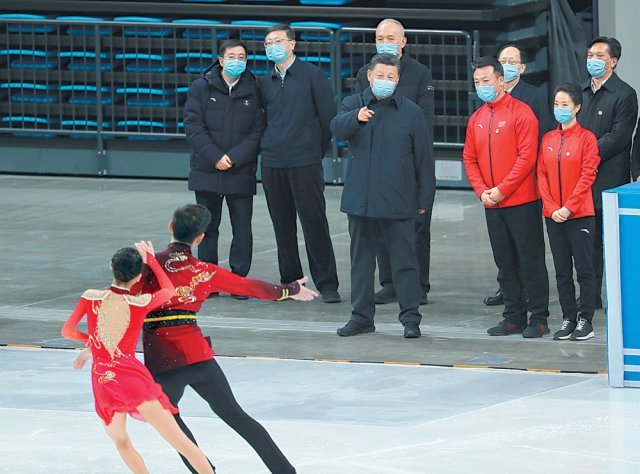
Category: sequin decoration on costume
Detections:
[
  {"x1": 175, "y1": 271, "x2": 214, "y2": 304},
  {"x1": 93, "y1": 358, "x2": 121, "y2": 384},
  {"x1": 96, "y1": 292, "x2": 130, "y2": 358},
  {"x1": 165, "y1": 252, "x2": 198, "y2": 273}
]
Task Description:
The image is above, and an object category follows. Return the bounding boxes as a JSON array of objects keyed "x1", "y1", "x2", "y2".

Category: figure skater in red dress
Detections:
[{"x1": 62, "y1": 241, "x2": 216, "y2": 474}]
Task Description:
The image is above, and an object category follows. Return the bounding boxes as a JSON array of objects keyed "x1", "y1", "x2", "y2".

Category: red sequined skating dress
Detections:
[{"x1": 62, "y1": 255, "x2": 178, "y2": 425}]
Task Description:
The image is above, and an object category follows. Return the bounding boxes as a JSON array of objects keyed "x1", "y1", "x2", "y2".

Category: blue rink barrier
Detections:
[{"x1": 603, "y1": 182, "x2": 640, "y2": 387}]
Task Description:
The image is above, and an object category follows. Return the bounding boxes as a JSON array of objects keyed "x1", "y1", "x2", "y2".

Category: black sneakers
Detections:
[
  {"x1": 522, "y1": 321, "x2": 550, "y2": 338},
  {"x1": 487, "y1": 320, "x2": 525, "y2": 336},
  {"x1": 483, "y1": 288, "x2": 504, "y2": 306},
  {"x1": 403, "y1": 322, "x2": 421, "y2": 338},
  {"x1": 553, "y1": 319, "x2": 577, "y2": 340},
  {"x1": 571, "y1": 318, "x2": 595, "y2": 341},
  {"x1": 337, "y1": 320, "x2": 375, "y2": 337},
  {"x1": 374, "y1": 286, "x2": 397, "y2": 304},
  {"x1": 321, "y1": 290, "x2": 341, "y2": 304}
]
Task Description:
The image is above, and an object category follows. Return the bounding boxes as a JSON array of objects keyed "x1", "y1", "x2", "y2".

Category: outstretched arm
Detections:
[{"x1": 210, "y1": 266, "x2": 317, "y2": 301}]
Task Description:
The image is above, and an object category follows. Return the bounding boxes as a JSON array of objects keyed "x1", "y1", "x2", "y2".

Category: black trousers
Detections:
[
  {"x1": 195, "y1": 191, "x2": 253, "y2": 277},
  {"x1": 154, "y1": 359, "x2": 296, "y2": 474},
  {"x1": 485, "y1": 200, "x2": 549, "y2": 325},
  {"x1": 546, "y1": 217, "x2": 597, "y2": 322},
  {"x1": 261, "y1": 164, "x2": 339, "y2": 293},
  {"x1": 594, "y1": 208, "x2": 604, "y2": 302},
  {"x1": 377, "y1": 208, "x2": 432, "y2": 294},
  {"x1": 348, "y1": 214, "x2": 421, "y2": 325}
]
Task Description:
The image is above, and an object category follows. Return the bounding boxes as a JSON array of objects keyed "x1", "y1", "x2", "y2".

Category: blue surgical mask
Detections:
[
  {"x1": 586, "y1": 58, "x2": 607, "y2": 78},
  {"x1": 266, "y1": 44, "x2": 288, "y2": 64},
  {"x1": 476, "y1": 84, "x2": 498, "y2": 103},
  {"x1": 376, "y1": 43, "x2": 399, "y2": 56},
  {"x1": 372, "y1": 78, "x2": 396, "y2": 99},
  {"x1": 554, "y1": 107, "x2": 574, "y2": 125},
  {"x1": 502, "y1": 63, "x2": 520, "y2": 82},
  {"x1": 223, "y1": 59, "x2": 246, "y2": 79}
]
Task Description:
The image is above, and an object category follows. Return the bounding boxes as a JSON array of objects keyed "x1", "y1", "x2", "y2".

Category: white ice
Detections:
[{"x1": 1, "y1": 346, "x2": 640, "y2": 473}]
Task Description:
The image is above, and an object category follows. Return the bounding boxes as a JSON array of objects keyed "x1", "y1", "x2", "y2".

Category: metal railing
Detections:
[{"x1": 0, "y1": 17, "x2": 476, "y2": 157}]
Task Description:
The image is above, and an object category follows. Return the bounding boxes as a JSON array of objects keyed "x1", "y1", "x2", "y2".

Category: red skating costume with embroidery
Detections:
[
  {"x1": 134, "y1": 242, "x2": 300, "y2": 375},
  {"x1": 62, "y1": 254, "x2": 178, "y2": 425}
]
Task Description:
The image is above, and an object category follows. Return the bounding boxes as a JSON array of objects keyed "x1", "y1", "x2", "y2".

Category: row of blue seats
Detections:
[
  {"x1": 0, "y1": 50, "x2": 349, "y2": 76},
  {"x1": 1, "y1": 116, "x2": 186, "y2": 140},
  {"x1": 0, "y1": 14, "x2": 345, "y2": 39}
]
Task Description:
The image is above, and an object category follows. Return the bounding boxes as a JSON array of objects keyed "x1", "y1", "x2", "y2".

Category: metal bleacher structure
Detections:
[{"x1": 0, "y1": 0, "x2": 595, "y2": 186}]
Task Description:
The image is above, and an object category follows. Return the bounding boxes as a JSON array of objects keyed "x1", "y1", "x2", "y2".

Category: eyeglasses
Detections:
[
  {"x1": 498, "y1": 59, "x2": 521, "y2": 66},
  {"x1": 264, "y1": 38, "x2": 290, "y2": 47}
]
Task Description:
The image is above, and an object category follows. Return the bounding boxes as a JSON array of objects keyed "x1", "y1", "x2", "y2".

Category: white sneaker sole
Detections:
[{"x1": 571, "y1": 331, "x2": 595, "y2": 341}]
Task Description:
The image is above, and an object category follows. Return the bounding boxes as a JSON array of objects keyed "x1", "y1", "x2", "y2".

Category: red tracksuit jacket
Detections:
[
  {"x1": 462, "y1": 92, "x2": 540, "y2": 208},
  {"x1": 537, "y1": 123, "x2": 600, "y2": 219}
]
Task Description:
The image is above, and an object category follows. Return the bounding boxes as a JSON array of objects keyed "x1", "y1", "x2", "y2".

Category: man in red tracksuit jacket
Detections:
[{"x1": 462, "y1": 56, "x2": 550, "y2": 338}]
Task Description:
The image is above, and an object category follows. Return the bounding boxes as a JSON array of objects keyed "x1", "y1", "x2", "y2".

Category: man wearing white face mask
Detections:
[
  {"x1": 331, "y1": 54, "x2": 435, "y2": 338},
  {"x1": 184, "y1": 39, "x2": 265, "y2": 291},
  {"x1": 577, "y1": 36, "x2": 638, "y2": 310},
  {"x1": 355, "y1": 18, "x2": 435, "y2": 309},
  {"x1": 463, "y1": 56, "x2": 550, "y2": 338},
  {"x1": 258, "y1": 24, "x2": 341, "y2": 304},
  {"x1": 483, "y1": 44, "x2": 555, "y2": 307}
]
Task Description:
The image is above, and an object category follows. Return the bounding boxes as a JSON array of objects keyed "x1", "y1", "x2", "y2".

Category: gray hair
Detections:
[{"x1": 376, "y1": 18, "x2": 405, "y2": 36}]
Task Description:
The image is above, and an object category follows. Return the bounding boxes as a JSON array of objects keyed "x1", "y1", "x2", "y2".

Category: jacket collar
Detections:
[
  {"x1": 168, "y1": 242, "x2": 192, "y2": 253},
  {"x1": 362, "y1": 87, "x2": 401, "y2": 108},
  {"x1": 269, "y1": 56, "x2": 299, "y2": 79},
  {"x1": 558, "y1": 121, "x2": 583, "y2": 136},
  {"x1": 581, "y1": 72, "x2": 622, "y2": 93},
  {"x1": 204, "y1": 63, "x2": 255, "y2": 95},
  {"x1": 486, "y1": 90, "x2": 510, "y2": 110}
]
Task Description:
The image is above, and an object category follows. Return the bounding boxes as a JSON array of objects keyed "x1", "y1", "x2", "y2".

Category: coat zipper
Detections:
[
  {"x1": 487, "y1": 107, "x2": 498, "y2": 207},
  {"x1": 557, "y1": 133, "x2": 565, "y2": 206}
]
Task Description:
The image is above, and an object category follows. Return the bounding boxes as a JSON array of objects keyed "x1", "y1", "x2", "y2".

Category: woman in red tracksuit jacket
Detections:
[{"x1": 538, "y1": 83, "x2": 601, "y2": 342}]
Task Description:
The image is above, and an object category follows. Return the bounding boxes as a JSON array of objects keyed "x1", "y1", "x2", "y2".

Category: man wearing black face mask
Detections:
[
  {"x1": 578, "y1": 36, "x2": 638, "y2": 310},
  {"x1": 331, "y1": 53, "x2": 435, "y2": 339}
]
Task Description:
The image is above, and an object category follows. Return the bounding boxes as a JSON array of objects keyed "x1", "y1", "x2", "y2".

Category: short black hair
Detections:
[
  {"x1": 471, "y1": 56, "x2": 504, "y2": 77},
  {"x1": 588, "y1": 36, "x2": 621, "y2": 60},
  {"x1": 171, "y1": 204, "x2": 211, "y2": 244},
  {"x1": 219, "y1": 39, "x2": 247, "y2": 57},
  {"x1": 111, "y1": 247, "x2": 142, "y2": 283},
  {"x1": 265, "y1": 24, "x2": 295, "y2": 41},
  {"x1": 497, "y1": 43, "x2": 528, "y2": 64},
  {"x1": 368, "y1": 53, "x2": 400, "y2": 72},
  {"x1": 553, "y1": 83, "x2": 583, "y2": 106}
]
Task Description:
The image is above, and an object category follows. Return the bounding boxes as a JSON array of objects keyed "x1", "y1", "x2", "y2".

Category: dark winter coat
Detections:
[
  {"x1": 331, "y1": 88, "x2": 435, "y2": 219},
  {"x1": 578, "y1": 73, "x2": 638, "y2": 208},
  {"x1": 509, "y1": 78, "x2": 555, "y2": 140},
  {"x1": 184, "y1": 63, "x2": 265, "y2": 196}
]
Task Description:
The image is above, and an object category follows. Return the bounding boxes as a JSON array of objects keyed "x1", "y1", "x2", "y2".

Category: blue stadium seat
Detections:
[
  {"x1": 0, "y1": 49, "x2": 56, "y2": 70},
  {"x1": 59, "y1": 85, "x2": 113, "y2": 105},
  {"x1": 175, "y1": 52, "x2": 215, "y2": 73},
  {"x1": 117, "y1": 120, "x2": 172, "y2": 140},
  {"x1": 1, "y1": 82, "x2": 57, "y2": 103},
  {"x1": 172, "y1": 19, "x2": 227, "y2": 39},
  {"x1": 59, "y1": 51, "x2": 112, "y2": 71},
  {"x1": 299, "y1": 0, "x2": 353, "y2": 4},
  {"x1": 0, "y1": 14, "x2": 54, "y2": 34},
  {"x1": 61, "y1": 120, "x2": 112, "y2": 139},
  {"x1": 116, "y1": 87, "x2": 175, "y2": 107},
  {"x1": 114, "y1": 53, "x2": 173, "y2": 73},
  {"x1": 298, "y1": 55, "x2": 351, "y2": 77},
  {"x1": 113, "y1": 16, "x2": 170, "y2": 38},
  {"x1": 56, "y1": 16, "x2": 110, "y2": 36},
  {"x1": 1, "y1": 116, "x2": 55, "y2": 137},
  {"x1": 291, "y1": 21, "x2": 346, "y2": 42},
  {"x1": 231, "y1": 20, "x2": 277, "y2": 40}
]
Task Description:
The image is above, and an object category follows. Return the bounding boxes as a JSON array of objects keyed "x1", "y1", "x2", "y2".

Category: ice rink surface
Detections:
[{"x1": 2, "y1": 346, "x2": 640, "y2": 474}]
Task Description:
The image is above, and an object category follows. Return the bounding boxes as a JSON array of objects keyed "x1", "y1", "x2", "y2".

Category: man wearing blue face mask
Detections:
[
  {"x1": 331, "y1": 53, "x2": 435, "y2": 338},
  {"x1": 482, "y1": 44, "x2": 555, "y2": 307},
  {"x1": 578, "y1": 36, "x2": 638, "y2": 310},
  {"x1": 184, "y1": 39, "x2": 265, "y2": 292},
  {"x1": 258, "y1": 24, "x2": 341, "y2": 304},
  {"x1": 355, "y1": 18, "x2": 435, "y2": 309}
]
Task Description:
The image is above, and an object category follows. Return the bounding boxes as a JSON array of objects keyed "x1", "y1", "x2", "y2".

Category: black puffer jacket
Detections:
[{"x1": 185, "y1": 63, "x2": 265, "y2": 196}]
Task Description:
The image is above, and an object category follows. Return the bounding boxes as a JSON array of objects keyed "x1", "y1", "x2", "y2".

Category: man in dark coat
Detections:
[
  {"x1": 354, "y1": 18, "x2": 435, "y2": 307},
  {"x1": 483, "y1": 43, "x2": 555, "y2": 306},
  {"x1": 631, "y1": 116, "x2": 640, "y2": 182},
  {"x1": 184, "y1": 39, "x2": 265, "y2": 295},
  {"x1": 332, "y1": 53, "x2": 435, "y2": 338},
  {"x1": 258, "y1": 24, "x2": 340, "y2": 303},
  {"x1": 578, "y1": 36, "x2": 638, "y2": 308}
]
